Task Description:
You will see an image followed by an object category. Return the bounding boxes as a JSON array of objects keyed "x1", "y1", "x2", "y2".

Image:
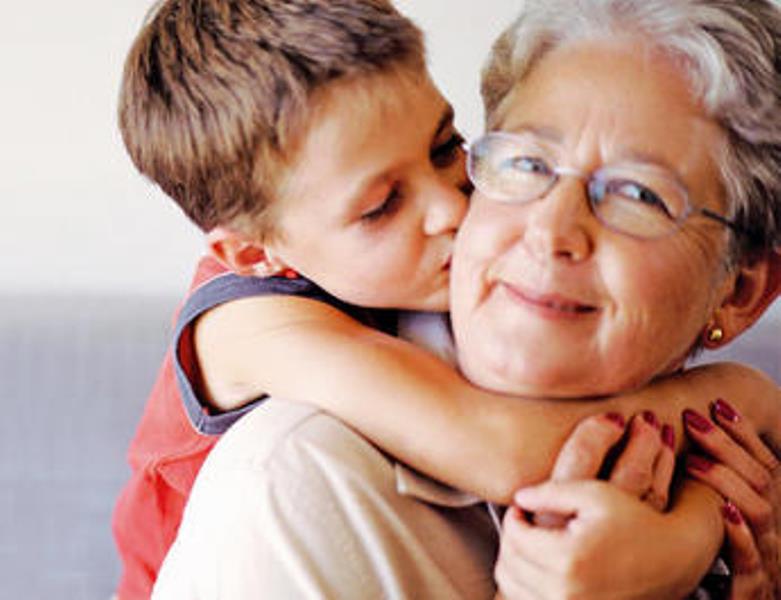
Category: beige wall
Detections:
[{"x1": 0, "y1": 0, "x2": 518, "y2": 296}]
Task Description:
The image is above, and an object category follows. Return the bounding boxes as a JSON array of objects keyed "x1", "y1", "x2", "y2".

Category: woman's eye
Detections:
[
  {"x1": 360, "y1": 187, "x2": 401, "y2": 223},
  {"x1": 607, "y1": 180, "x2": 672, "y2": 216},
  {"x1": 508, "y1": 156, "x2": 551, "y2": 175},
  {"x1": 431, "y1": 132, "x2": 466, "y2": 169}
]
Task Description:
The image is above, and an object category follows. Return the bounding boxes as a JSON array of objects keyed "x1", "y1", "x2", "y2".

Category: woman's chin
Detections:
[{"x1": 460, "y1": 349, "x2": 612, "y2": 398}]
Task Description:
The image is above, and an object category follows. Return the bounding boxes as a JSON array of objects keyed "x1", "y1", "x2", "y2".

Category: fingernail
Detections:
[
  {"x1": 687, "y1": 454, "x2": 714, "y2": 472},
  {"x1": 712, "y1": 398, "x2": 740, "y2": 423},
  {"x1": 661, "y1": 424, "x2": 675, "y2": 449},
  {"x1": 605, "y1": 412, "x2": 626, "y2": 428},
  {"x1": 642, "y1": 410, "x2": 660, "y2": 429},
  {"x1": 722, "y1": 501, "x2": 743, "y2": 525},
  {"x1": 683, "y1": 409, "x2": 714, "y2": 433}
]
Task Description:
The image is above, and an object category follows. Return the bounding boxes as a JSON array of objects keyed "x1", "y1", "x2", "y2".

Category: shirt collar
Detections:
[{"x1": 394, "y1": 463, "x2": 483, "y2": 507}]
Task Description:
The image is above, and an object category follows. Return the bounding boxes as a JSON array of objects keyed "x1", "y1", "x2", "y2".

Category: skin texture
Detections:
[{"x1": 451, "y1": 40, "x2": 739, "y2": 398}]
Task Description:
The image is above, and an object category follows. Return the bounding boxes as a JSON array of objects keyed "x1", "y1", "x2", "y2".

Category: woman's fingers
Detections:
[
  {"x1": 549, "y1": 411, "x2": 674, "y2": 511},
  {"x1": 536, "y1": 413, "x2": 628, "y2": 528},
  {"x1": 608, "y1": 413, "x2": 673, "y2": 510},
  {"x1": 647, "y1": 424, "x2": 676, "y2": 511},
  {"x1": 684, "y1": 404, "x2": 774, "y2": 494},
  {"x1": 495, "y1": 507, "x2": 558, "y2": 599},
  {"x1": 710, "y1": 398, "x2": 781, "y2": 475},
  {"x1": 684, "y1": 400, "x2": 781, "y2": 596},
  {"x1": 686, "y1": 455, "x2": 775, "y2": 540},
  {"x1": 550, "y1": 413, "x2": 627, "y2": 481},
  {"x1": 722, "y1": 501, "x2": 774, "y2": 599}
]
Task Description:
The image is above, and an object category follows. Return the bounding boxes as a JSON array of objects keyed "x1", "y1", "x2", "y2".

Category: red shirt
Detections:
[
  {"x1": 112, "y1": 256, "x2": 391, "y2": 598},
  {"x1": 112, "y1": 257, "x2": 227, "y2": 600}
]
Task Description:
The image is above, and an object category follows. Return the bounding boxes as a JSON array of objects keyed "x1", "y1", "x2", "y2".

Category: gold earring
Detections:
[{"x1": 707, "y1": 327, "x2": 724, "y2": 343}]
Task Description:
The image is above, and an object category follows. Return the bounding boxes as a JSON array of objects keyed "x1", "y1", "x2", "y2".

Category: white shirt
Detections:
[
  {"x1": 153, "y1": 399, "x2": 498, "y2": 599},
  {"x1": 153, "y1": 312, "x2": 499, "y2": 599}
]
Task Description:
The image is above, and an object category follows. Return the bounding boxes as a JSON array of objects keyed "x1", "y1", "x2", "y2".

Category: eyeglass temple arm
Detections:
[{"x1": 699, "y1": 207, "x2": 744, "y2": 235}]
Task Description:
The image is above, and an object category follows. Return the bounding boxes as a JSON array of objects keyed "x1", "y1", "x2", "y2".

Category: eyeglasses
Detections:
[{"x1": 466, "y1": 131, "x2": 742, "y2": 239}]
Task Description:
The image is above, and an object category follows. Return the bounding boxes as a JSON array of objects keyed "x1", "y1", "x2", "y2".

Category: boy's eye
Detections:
[
  {"x1": 360, "y1": 186, "x2": 401, "y2": 223},
  {"x1": 431, "y1": 132, "x2": 466, "y2": 169}
]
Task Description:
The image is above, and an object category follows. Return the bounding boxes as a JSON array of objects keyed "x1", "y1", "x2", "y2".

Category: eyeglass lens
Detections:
[{"x1": 468, "y1": 133, "x2": 694, "y2": 239}]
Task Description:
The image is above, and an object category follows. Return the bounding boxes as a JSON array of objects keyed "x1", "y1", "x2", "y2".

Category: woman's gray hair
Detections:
[{"x1": 482, "y1": 0, "x2": 781, "y2": 259}]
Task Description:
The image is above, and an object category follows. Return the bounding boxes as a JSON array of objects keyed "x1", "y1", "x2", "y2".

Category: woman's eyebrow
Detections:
[
  {"x1": 619, "y1": 148, "x2": 679, "y2": 173},
  {"x1": 503, "y1": 124, "x2": 563, "y2": 144}
]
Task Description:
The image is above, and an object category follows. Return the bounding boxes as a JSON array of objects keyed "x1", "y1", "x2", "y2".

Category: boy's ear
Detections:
[
  {"x1": 205, "y1": 227, "x2": 288, "y2": 277},
  {"x1": 709, "y1": 248, "x2": 781, "y2": 346}
]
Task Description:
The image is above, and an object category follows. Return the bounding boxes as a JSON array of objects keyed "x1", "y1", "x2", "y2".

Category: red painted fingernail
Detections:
[
  {"x1": 687, "y1": 454, "x2": 714, "y2": 472},
  {"x1": 642, "y1": 410, "x2": 660, "y2": 429},
  {"x1": 722, "y1": 501, "x2": 743, "y2": 525},
  {"x1": 661, "y1": 424, "x2": 675, "y2": 449},
  {"x1": 712, "y1": 398, "x2": 740, "y2": 423},
  {"x1": 683, "y1": 409, "x2": 714, "y2": 433},
  {"x1": 605, "y1": 412, "x2": 626, "y2": 428}
]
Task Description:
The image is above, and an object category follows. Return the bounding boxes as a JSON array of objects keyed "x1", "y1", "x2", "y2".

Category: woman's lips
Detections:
[{"x1": 500, "y1": 282, "x2": 598, "y2": 318}]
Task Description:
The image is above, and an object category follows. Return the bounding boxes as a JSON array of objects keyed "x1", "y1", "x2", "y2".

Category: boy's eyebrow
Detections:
[{"x1": 434, "y1": 104, "x2": 456, "y2": 139}]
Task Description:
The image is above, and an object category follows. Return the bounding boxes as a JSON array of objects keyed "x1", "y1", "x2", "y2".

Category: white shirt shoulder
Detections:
[{"x1": 153, "y1": 398, "x2": 496, "y2": 599}]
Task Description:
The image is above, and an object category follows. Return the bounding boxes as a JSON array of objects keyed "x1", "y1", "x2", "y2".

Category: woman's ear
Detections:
[
  {"x1": 714, "y1": 248, "x2": 781, "y2": 344},
  {"x1": 205, "y1": 227, "x2": 288, "y2": 277}
]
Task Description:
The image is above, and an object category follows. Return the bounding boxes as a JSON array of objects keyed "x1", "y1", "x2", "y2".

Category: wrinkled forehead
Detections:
[{"x1": 489, "y1": 39, "x2": 727, "y2": 205}]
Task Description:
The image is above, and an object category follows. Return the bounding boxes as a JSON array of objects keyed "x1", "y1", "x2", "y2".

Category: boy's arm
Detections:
[{"x1": 195, "y1": 294, "x2": 780, "y2": 504}]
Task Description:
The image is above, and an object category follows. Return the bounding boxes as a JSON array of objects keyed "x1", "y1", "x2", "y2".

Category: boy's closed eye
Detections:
[{"x1": 359, "y1": 184, "x2": 402, "y2": 223}]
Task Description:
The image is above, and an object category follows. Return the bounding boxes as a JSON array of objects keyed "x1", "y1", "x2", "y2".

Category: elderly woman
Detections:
[
  {"x1": 459, "y1": 0, "x2": 781, "y2": 597},
  {"x1": 154, "y1": 0, "x2": 780, "y2": 598}
]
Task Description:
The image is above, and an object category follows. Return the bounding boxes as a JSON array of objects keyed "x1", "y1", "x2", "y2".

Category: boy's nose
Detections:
[
  {"x1": 423, "y1": 180, "x2": 468, "y2": 237},
  {"x1": 424, "y1": 188, "x2": 468, "y2": 236},
  {"x1": 522, "y1": 178, "x2": 594, "y2": 262}
]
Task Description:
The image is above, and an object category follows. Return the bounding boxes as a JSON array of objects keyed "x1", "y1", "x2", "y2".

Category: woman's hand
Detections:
[
  {"x1": 547, "y1": 411, "x2": 675, "y2": 505},
  {"x1": 495, "y1": 480, "x2": 707, "y2": 599},
  {"x1": 722, "y1": 500, "x2": 775, "y2": 599},
  {"x1": 495, "y1": 411, "x2": 689, "y2": 599},
  {"x1": 683, "y1": 398, "x2": 781, "y2": 598}
]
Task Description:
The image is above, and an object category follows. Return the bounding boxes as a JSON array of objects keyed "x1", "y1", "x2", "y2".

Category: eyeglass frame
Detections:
[{"x1": 465, "y1": 131, "x2": 743, "y2": 240}]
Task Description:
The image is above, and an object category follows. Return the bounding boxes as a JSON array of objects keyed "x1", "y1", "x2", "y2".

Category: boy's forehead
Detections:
[
  {"x1": 314, "y1": 68, "x2": 445, "y2": 127},
  {"x1": 282, "y1": 69, "x2": 451, "y2": 168},
  {"x1": 277, "y1": 70, "x2": 453, "y2": 206}
]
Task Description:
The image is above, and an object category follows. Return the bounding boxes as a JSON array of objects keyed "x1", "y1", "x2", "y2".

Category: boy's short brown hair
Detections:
[{"x1": 119, "y1": 0, "x2": 424, "y2": 235}]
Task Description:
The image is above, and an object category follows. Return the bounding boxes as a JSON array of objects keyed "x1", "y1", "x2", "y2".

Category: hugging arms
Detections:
[{"x1": 113, "y1": 0, "x2": 781, "y2": 597}]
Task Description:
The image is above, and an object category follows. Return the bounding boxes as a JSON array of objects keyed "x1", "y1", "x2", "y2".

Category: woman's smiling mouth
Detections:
[{"x1": 500, "y1": 282, "x2": 599, "y2": 318}]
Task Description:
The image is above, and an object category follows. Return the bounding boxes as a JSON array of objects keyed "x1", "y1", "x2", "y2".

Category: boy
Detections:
[
  {"x1": 113, "y1": 0, "x2": 779, "y2": 597},
  {"x1": 113, "y1": 1, "x2": 468, "y2": 596}
]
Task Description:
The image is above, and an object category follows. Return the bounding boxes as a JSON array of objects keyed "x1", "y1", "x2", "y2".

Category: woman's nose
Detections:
[{"x1": 522, "y1": 178, "x2": 594, "y2": 262}]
